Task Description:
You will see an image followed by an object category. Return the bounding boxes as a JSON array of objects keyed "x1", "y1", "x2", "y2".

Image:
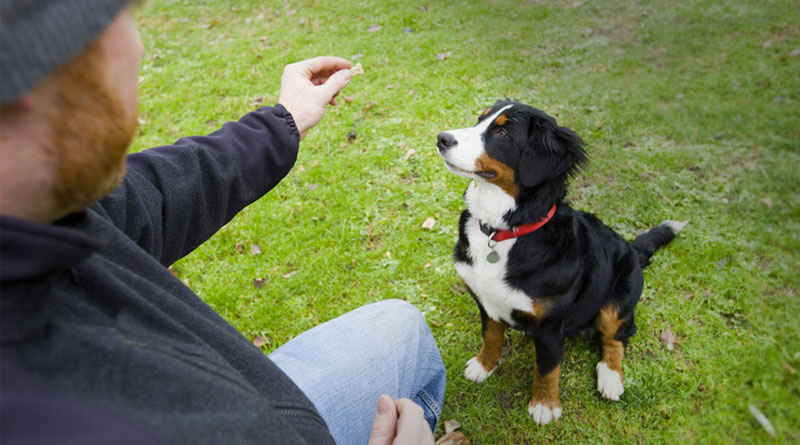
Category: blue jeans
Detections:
[{"x1": 269, "y1": 299, "x2": 446, "y2": 445}]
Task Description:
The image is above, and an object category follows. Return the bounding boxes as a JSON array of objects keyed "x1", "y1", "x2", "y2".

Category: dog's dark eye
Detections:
[{"x1": 496, "y1": 128, "x2": 508, "y2": 138}]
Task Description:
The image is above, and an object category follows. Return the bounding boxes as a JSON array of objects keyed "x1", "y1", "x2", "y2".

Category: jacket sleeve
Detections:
[{"x1": 94, "y1": 104, "x2": 300, "y2": 266}]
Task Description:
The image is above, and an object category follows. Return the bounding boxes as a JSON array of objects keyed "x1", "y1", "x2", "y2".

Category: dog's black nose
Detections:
[{"x1": 437, "y1": 132, "x2": 457, "y2": 152}]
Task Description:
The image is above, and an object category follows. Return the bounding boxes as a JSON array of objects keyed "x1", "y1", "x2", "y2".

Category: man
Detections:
[{"x1": 0, "y1": 1, "x2": 445, "y2": 444}]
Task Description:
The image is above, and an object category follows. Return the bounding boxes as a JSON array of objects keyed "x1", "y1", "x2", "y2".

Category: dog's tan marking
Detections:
[
  {"x1": 530, "y1": 363, "x2": 561, "y2": 409},
  {"x1": 595, "y1": 305, "x2": 625, "y2": 376},
  {"x1": 476, "y1": 153, "x2": 519, "y2": 198},
  {"x1": 494, "y1": 114, "x2": 508, "y2": 126},
  {"x1": 512, "y1": 299, "x2": 551, "y2": 326},
  {"x1": 476, "y1": 318, "x2": 507, "y2": 371}
]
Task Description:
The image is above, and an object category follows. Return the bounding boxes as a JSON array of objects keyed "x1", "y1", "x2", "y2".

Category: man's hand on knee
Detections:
[{"x1": 368, "y1": 395, "x2": 434, "y2": 445}]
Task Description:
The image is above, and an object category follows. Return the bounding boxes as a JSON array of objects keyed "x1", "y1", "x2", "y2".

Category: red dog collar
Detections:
[{"x1": 483, "y1": 204, "x2": 557, "y2": 242}]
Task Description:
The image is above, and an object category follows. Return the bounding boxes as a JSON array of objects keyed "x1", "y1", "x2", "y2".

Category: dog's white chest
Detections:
[{"x1": 454, "y1": 216, "x2": 535, "y2": 323}]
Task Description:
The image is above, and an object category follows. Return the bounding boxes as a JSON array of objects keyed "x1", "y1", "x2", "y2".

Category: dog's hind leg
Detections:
[
  {"x1": 464, "y1": 316, "x2": 507, "y2": 383},
  {"x1": 594, "y1": 305, "x2": 628, "y2": 401},
  {"x1": 595, "y1": 253, "x2": 643, "y2": 401}
]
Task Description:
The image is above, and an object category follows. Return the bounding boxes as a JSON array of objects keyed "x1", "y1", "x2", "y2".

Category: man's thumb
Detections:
[
  {"x1": 367, "y1": 395, "x2": 397, "y2": 445},
  {"x1": 321, "y1": 69, "x2": 352, "y2": 98}
]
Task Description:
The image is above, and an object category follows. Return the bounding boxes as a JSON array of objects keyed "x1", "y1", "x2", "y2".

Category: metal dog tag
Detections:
[{"x1": 486, "y1": 251, "x2": 500, "y2": 263}]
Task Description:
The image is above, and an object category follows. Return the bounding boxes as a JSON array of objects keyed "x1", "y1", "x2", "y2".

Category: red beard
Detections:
[{"x1": 43, "y1": 39, "x2": 138, "y2": 215}]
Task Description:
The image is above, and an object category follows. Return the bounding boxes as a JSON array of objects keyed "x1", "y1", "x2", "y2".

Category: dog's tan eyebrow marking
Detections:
[{"x1": 494, "y1": 115, "x2": 508, "y2": 126}]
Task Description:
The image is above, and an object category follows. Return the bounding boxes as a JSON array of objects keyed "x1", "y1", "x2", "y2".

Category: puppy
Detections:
[{"x1": 436, "y1": 101, "x2": 686, "y2": 425}]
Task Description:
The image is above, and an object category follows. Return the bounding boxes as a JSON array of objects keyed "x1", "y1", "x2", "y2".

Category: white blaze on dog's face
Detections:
[
  {"x1": 437, "y1": 104, "x2": 513, "y2": 182},
  {"x1": 437, "y1": 103, "x2": 520, "y2": 227}
]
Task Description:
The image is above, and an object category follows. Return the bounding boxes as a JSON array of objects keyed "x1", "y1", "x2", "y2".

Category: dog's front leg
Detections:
[
  {"x1": 529, "y1": 332, "x2": 564, "y2": 425},
  {"x1": 464, "y1": 317, "x2": 507, "y2": 383}
]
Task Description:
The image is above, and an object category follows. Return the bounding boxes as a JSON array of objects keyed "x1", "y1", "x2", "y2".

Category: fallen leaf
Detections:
[
  {"x1": 761, "y1": 197, "x2": 773, "y2": 208},
  {"x1": 365, "y1": 224, "x2": 373, "y2": 236},
  {"x1": 351, "y1": 53, "x2": 364, "y2": 60},
  {"x1": 258, "y1": 36, "x2": 268, "y2": 42},
  {"x1": 403, "y1": 27, "x2": 414, "y2": 33},
  {"x1": 282, "y1": 270, "x2": 298, "y2": 279},
  {"x1": 343, "y1": 96, "x2": 354, "y2": 104},
  {"x1": 762, "y1": 40, "x2": 773, "y2": 49},
  {"x1": 385, "y1": 251, "x2": 392, "y2": 260},
  {"x1": 444, "y1": 420, "x2": 461, "y2": 434},
  {"x1": 781, "y1": 362, "x2": 797, "y2": 374},
  {"x1": 435, "y1": 431, "x2": 470, "y2": 445},
  {"x1": 424, "y1": 262, "x2": 432, "y2": 268},
  {"x1": 308, "y1": 184, "x2": 318, "y2": 191},
  {"x1": 402, "y1": 148, "x2": 417, "y2": 162},
  {"x1": 660, "y1": 327, "x2": 676, "y2": 350},
  {"x1": 253, "y1": 336, "x2": 268, "y2": 348},
  {"x1": 297, "y1": 165, "x2": 306, "y2": 172},
  {"x1": 199, "y1": 19, "x2": 218, "y2": 29},
  {"x1": 182, "y1": 278, "x2": 191, "y2": 288},
  {"x1": 436, "y1": 51, "x2": 453, "y2": 60},
  {"x1": 367, "y1": 24, "x2": 382, "y2": 33},
  {"x1": 251, "y1": 244, "x2": 262, "y2": 255},
  {"x1": 422, "y1": 217, "x2": 436, "y2": 230},
  {"x1": 748, "y1": 404, "x2": 776, "y2": 437},
  {"x1": 235, "y1": 242, "x2": 245, "y2": 254},
  {"x1": 249, "y1": 97, "x2": 264, "y2": 108},
  {"x1": 253, "y1": 278, "x2": 267, "y2": 288}
]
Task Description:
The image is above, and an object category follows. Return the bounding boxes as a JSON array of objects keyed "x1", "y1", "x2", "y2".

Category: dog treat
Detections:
[{"x1": 350, "y1": 63, "x2": 364, "y2": 76}]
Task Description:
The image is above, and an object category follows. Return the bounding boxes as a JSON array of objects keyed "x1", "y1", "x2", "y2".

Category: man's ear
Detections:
[{"x1": 519, "y1": 125, "x2": 587, "y2": 188}]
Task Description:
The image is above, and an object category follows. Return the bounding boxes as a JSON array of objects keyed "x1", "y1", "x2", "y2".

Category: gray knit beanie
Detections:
[{"x1": 0, "y1": 0, "x2": 130, "y2": 105}]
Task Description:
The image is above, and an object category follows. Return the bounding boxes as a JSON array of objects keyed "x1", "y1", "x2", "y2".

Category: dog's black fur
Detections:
[{"x1": 439, "y1": 100, "x2": 683, "y2": 424}]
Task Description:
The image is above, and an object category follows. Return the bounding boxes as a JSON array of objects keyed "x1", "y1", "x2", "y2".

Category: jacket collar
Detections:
[
  {"x1": 1, "y1": 212, "x2": 107, "y2": 344},
  {"x1": 1, "y1": 212, "x2": 106, "y2": 283}
]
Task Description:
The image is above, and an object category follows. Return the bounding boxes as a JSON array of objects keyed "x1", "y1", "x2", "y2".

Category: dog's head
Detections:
[{"x1": 436, "y1": 101, "x2": 587, "y2": 203}]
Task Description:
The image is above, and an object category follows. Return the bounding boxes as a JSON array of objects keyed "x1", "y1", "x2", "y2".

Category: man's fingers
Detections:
[
  {"x1": 319, "y1": 69, "x2": 352, "y2": 101},
  {"x1": 293, "y1": 56, "x2": 352, "y2": 77},
  {"x1": 368, "y1": 395, "x2": 398, "y2": 445},
  {"x1": 394, "y1": 399, "x2": 434, "y2": 445}
]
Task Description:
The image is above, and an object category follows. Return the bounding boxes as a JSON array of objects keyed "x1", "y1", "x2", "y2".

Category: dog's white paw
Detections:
[
  {"x1": 596, "y1": 361, "x2": 624, "y2": 401},
  {"x1": 464, "y1": 357, "x2": 494, "y2": 383},
  {"x1": 528, "y1": 403, "x2": 562, "y2": 425}
]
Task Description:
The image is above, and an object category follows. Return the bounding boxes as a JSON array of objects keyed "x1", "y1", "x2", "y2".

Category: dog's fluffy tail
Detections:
[{"x1": 631, "y1": 220, "x2": 688, "y2": 268}]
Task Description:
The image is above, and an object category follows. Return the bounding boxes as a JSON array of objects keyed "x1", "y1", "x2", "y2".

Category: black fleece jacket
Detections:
[{"x1": 0, "y1": 105, "x2": 335, "y2": 444}]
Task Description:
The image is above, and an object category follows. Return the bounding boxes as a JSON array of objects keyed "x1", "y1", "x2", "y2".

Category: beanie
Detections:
[{"x1": 0, "y1": 0, "x2": 130, "y2": 105}]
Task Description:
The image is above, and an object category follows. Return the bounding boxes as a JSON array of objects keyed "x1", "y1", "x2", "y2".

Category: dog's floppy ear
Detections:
[{"x1": 519, "y1": 124, "x2": 587, "y2": 188}]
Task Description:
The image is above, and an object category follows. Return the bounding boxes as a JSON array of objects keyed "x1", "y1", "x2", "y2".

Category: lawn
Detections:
[{"x1": 133, "y1": 0, "x2": 799, "y2": 442}]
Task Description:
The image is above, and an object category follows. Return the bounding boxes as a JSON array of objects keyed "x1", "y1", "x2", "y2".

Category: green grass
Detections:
[{"x1": 134, "y1": 0, "x2": 799, "y2": 442}]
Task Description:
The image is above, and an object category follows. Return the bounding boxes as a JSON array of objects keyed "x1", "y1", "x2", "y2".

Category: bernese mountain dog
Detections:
[{"x1": 436, "y1": 101, "x2": 686, "y2": 425}]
